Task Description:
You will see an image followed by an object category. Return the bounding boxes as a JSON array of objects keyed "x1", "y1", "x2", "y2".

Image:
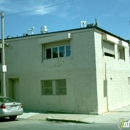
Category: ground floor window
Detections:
[
  {"x1": 103, "y1": 41, "x2": 115, "y2": 58},
  {"x1": 41, "y1": 79, "x2": 67, "y2": 95},
  {"x1": 42, "y1": 80, "x2": 53, "y2": 95},
  {"x1": 56, "y1": 79, "x2": 66, "y2": 95}
]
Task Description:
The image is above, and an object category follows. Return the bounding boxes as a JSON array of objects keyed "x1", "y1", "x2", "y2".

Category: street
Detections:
[{"x1": 0, "y1": 118, "x2": 121, "y2": 130}]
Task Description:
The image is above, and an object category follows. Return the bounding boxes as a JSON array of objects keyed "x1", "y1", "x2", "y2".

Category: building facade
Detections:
[{"x1": 0, "y1": 26, "x2": 130, "y2": 114}]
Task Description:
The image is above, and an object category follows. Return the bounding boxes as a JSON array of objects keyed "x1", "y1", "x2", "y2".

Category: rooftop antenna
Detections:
[
  {"x1": 129, "y1": 20, "x2": 130, "y2": 40},
  {"x1": 81, "y1": 21, "x2": 87, "y2": 28},
  {"x1": 27, "y1": 27, "x2": 35, "y2": 35},
  {"x1": 95, "y1": 18, "x2": 98, "y2": 27}
]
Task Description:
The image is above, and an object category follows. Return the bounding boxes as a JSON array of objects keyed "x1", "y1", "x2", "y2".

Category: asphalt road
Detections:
[{"x1": 0, "y1": 118, "x2": 121, "y2": 130}]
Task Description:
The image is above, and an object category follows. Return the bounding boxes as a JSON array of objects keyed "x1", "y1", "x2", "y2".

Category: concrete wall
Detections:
[
  {"x1": 2, "y1": 27, "x2": 130, "y2": 114},
  {"x1": 5, "y1": 29, "x2": 98, "y2": 114},
  {"x1": 94, "y1": 30, "x2": 130, "y2": 114}
]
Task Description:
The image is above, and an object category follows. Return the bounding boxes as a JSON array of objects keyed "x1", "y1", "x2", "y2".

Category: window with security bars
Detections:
[
  {"x1": 41, "y1": 79, "x2": 67, "y2": 95},
  {"x1": 56, "y1": 79, "x2": 66, "y2": 95},
  {"x1": 41, "y1": 80, "x2": 53, "y2": 95}
]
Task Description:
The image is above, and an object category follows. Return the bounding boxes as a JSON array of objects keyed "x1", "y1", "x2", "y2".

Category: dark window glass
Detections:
[
  {"x1": 46, "y1": 48, "x2": 51, "y2": 59},
  {"x1": 59, "y1": 46, "x2": 65, "y2": 57},
  {"x1": 66, "y1": 45, "x2": 71, "y2": 57},
  {"x1": 53, "y1": 47, "x2": 58, "y2": 58},
  {"x1": 104, "y1": 52, "x2": 115, "y2": 58},
  {"x1": 44, "y1": 80, "x2": 52, "y2": 88}
]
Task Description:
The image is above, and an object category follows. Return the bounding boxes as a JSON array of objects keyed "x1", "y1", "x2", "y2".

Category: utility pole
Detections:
[{"x1": 1, "y1": 11, "x2": 6, "y2": 97}]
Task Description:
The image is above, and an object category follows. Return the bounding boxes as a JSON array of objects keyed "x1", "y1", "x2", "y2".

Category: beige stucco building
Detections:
[{"x1": 0, "y1": 26, "x2": 130, "y2": 114}]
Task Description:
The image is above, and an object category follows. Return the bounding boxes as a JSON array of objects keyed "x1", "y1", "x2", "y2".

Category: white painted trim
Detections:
[
  {"x1": 120, "y1": 41, "x2": 129, "y2": 48},
  {"x1": 103, "y1": 34, "x2": 119, "y2": 44},
  {"x1": 39, "y1": 33, "x2": 71, "y2": 44}
]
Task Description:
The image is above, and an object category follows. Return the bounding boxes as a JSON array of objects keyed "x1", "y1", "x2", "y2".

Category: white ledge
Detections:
[
  {"x1": 39, "y1": 33, "x2": 71, "y2": 44},
  {"x1": 103, "y1": 34, "x2": 119, "y2": 44}
]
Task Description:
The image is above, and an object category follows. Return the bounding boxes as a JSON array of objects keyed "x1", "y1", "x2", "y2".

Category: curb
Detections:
[{"x1": 46, "y1": 117, "x2": 93, "y2": 124}]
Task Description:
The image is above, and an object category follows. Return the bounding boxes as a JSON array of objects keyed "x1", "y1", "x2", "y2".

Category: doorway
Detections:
[{"x1": 9, "y1": 78, "x2": 20, "y2": 102}]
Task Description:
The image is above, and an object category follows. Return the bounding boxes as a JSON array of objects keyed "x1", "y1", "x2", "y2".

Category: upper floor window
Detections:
[
  {"x1": 102, "y1": 41, "x2": 115, "y2": 58},
  {"x1": 46, "y1": 45, "x2": 71, "y2": 59},
  {"x1": 129, "y1": 47, "x2": 130, "y2": 61},
  {"x1": 118, "y1": 46, "x2": 125, "y2": 60},
  {"x1": 0, "y1": 81, "x2": 1, "y2": 95}
]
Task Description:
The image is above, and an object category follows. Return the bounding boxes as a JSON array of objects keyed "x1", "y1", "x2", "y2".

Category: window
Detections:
[
  {"x1": 118, "y1": 46, "x2": 125, "y2": 60},
  {"x1": 103, "y1": 41, "x2": 115, "y2": 58},
  {"x1": 129, "y1": 48, "x2": 130, "y2": 60},
  {"x1": 104, "y1": 53, "x2": 115, "y2": 57},
  {"x1": 59, "y1": 46, "x2": 65, "y2": 57},
  {"x1": 46, "y1": 48, "x2": 51, "y2": 59},
  {"x1": 66, "y1": 45, "x2": 71, "y2": 57},
  {"x1": 0, "y1": 81, "x2": 1, "y2": 95},
  {"x1": 56, "y1": 79, "x2": 66, "y2": 95},
  {"x1": 128, "y1": 77, "x2": 130, "y2": 85},
  {"x1": 41, "y1": 80, "x2": 53, "y2": 95},
  {"x1": 41, "y1": 79, "x2": 67, "y2": 95},
  {"x1": 53, "y1": 47, "x2": 58, "y2": 58},
  {"x1": 46, "y1": 45, "x2": 71, "y2": 59},
  {"x1": 0, "y1": 49, "x2": 2, "y2": 63}
]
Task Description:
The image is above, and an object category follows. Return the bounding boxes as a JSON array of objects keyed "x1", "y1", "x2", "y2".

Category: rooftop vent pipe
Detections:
[{"x1": 41, "y1": 26, "x2": 48, "y2": 34}]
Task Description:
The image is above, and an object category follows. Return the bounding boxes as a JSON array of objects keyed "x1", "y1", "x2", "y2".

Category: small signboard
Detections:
[{"x1": 2, "y1": 65, "x2": 7, "y2": 72}]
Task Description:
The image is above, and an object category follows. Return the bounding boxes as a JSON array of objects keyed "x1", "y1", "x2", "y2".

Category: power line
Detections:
[{"x1": 5, "y1": 0, "x2": 75, "y2": 16}]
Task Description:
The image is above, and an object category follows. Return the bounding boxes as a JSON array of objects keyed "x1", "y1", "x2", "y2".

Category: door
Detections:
[{"x1": 9, "y1": 78, "x2": 20, "y2": 102}]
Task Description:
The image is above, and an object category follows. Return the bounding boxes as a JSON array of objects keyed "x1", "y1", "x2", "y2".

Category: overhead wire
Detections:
[{"x1": 4, "y1": 0, "x2": 75, "y2": 16}]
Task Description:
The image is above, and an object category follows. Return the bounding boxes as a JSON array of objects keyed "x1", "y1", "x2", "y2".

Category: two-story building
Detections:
[{"x1": 0, "y1": 25, "x2": 130, "y2": 114}]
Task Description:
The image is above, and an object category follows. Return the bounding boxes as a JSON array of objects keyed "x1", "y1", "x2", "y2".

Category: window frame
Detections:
[
  {"x1": 56, "y1": 79, "x2": 67, "y2": 95},
  {"x1": 128, "y1": 77, "x2": 130, "y2": 85},
  {"x1": 0, "y1": 81, "x2": 1, "y2": 95},
  {"x1": 118, "y1": 45, "x2": 125, "y2": 60},
  {"x1": 41, "y1": 79, "x2": 67, "y2": 96},
  {"x1": 45, "y1": 45, "x2": 71, "y2": 60},
  {"x1": 46, "y1": 48, "x2": 52, "y2": 59},
  {"x1": 102, "y1": 40, "x2": 115, "y2": 58},
  {"x1": 59, "y1": 46, "x2": 65, "y2": 57},
  {"x1": 41, "y1": 80, "x2": 53, "y2": 95}
]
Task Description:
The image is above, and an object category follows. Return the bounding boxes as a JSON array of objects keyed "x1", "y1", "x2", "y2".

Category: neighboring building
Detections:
[{"x1": 0, "y1": 25, "x2": 130, "y2": 114}]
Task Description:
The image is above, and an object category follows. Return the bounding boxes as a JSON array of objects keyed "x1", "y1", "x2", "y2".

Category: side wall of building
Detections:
[
  {"x1": 5, "y1": 29, "x2": 98, "y2": 114},
  {"x1": 94, "y1": 31, "x2": 130, "y2": 114}
]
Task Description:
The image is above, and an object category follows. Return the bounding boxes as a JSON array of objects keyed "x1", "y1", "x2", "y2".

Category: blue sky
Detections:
[{"x1": 0, "y1": 0, "x2": 130, "y2": 40}]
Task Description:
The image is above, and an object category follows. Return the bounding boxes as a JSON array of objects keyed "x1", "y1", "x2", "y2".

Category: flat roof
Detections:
[{"x1": 1, "y1": 25, "x2": 130, "y2": 44}]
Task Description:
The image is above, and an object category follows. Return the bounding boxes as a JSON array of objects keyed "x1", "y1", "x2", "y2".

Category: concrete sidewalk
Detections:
[{"x1": 18, "y1": 105, "x2": 130, "y2": 124}]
